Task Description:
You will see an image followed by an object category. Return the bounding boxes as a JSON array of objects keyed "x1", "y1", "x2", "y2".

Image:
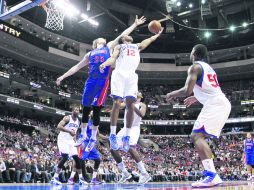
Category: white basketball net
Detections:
[{"x1": 44, "y1": 0, "x2": 65, "y2": 31}]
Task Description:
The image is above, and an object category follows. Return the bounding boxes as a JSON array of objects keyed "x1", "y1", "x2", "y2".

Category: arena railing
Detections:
[{"x1": 0, "y1": 94, "x2": 253, "y2": 126}]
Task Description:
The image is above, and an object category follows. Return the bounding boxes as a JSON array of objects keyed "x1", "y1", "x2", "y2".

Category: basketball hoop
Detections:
[{"x1": 40, "y1": 0, "x2": 65, "y2": 31}]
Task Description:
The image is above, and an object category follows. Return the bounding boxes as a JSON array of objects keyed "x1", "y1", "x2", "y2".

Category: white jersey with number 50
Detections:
[
  {"x1": 115, "y1": 44, "x2": 140, "y2": 74},
  {"x1": 193, "y1": 61, "x2": 224, "y2": 105},
  {"x1": 58, "y1": 115, "x2": 80, "y2": 141}
]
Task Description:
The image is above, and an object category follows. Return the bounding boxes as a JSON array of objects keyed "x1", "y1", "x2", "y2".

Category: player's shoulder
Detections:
[
  {"x1": 188, "y1": 63, "x2": 202, "y2": 74},
  {"x1": 63, "y1": 115, "x2": 70, "y2": 122}
]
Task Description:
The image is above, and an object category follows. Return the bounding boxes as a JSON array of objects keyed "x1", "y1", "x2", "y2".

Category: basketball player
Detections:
[
  {"x1": 50, "y1": 105, "x2": 87, "y2": 186},
  {"x1": 165, "y1": 44, "x2": 231, "y2": 188},
  {"x1": 244, "y1": 133, "x2": 254, "y2": 181},
  {"x1": 77, "y1": 112, "x2": 105, "y2": 185},
  {"x1": 56, "y1": 16, "x2": 146, "y2": 152},
  {"x1": 99, "y1": 29, "x2": 163, "y2": 152},
  {"x1": 110, "y1": 92, "x2": 151, "y2": 184}
]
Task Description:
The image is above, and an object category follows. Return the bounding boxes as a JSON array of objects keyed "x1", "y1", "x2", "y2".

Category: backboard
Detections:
[{"x1": 0, "y1": 0, "x2": 46, "y2": 20}]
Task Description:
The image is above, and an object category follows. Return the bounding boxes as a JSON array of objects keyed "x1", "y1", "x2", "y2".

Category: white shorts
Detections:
[
  {"x1": 117, "y1": 127, "x2": 140, "y2": 148},
  {"x1": 193, "y1": 95, "x2": 231, "y2": 138},
  {"x1": 111, "y1": 70, "x2": 138, "y2": 99},
  {"x1": 57, "y1": 138, "x2": 78, "y2": 156}
]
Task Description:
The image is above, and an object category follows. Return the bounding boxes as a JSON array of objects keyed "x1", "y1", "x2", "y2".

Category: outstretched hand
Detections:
[
  {"x1": 56, "y1": 76, "x2": 63, "y2": 86},
  {"x1": 184, "y1": 96, "x2": 198, "y2": 107},
  {"x1": 166, "y1": 92, "x2": 173, "y2": 102},
  {"x1": 99, "y1": 64, "x2": 106, "y2": 73},
  {"x1": 135, "y1": 15, "x2": 146, "y2": 26},
  {"x1": 156, "y1": 27, "x2": 164, "y2": 35}
]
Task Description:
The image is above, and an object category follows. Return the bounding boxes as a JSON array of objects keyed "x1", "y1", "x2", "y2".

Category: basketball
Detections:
[{"x1": 148, "y1": 20, "x2": 161, "y2": 34}]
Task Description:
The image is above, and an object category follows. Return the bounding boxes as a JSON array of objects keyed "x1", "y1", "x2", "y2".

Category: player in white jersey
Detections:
[
  {"x1": 166, "y1": 44, "x2": 231, "y2": 188},
  {"x1": 110, "y1": 92, "x2": 151, "y2": 184},
  {"x1": 100, "y1": 28, "x2": 163, "y2": 152},
  {"x1": 50, "y1": 105, "x2": 87, "y2": 186}
]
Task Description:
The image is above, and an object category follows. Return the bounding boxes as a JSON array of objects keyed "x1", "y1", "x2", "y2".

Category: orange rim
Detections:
[{"x1": 40, "y1": 0, "x2": 49, "y2": 12}]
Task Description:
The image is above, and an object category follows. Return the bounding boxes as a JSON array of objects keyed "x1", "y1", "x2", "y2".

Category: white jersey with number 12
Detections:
[{"x1": 115, "y1": 44, "x2": 140, "y2": 74}]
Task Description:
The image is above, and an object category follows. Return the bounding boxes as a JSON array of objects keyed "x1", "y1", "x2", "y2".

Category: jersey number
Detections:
[
  {"x1": 207, "y1": 74, "x2": 219, "y2": 87},
  {"x1": 127, "y1": 49, "x2": 135, "y2": 56},
  {"x1": 94, "y1": 56, "x2": 104, "y2": 63}
]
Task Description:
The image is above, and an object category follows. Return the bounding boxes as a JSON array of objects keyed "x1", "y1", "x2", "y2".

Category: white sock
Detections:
[
  {"x1": 118, "y1": 162, "x2": 128, "y2": 174},
  {"x1": 79, "y1": 174, "x2": 83, "y2": 179},
  {"x1": 125, "y1": 128, "x2": 131, "y2": 136},
  {"x1": 202, "y1": 159, "x2": 216, "y2": 173},
  {"x1": 70, "y1": 171, "x2": 76, "y2": 178},
  {"x1": 92, "y1": 171, "x2": 97, "y2": 179},
  {"x1": 137, "y1": 161, "x2": 147, "y2": 174},
  {"x1": 110, "y1": 126, "x2": 117, "y2": 135},
  {"x1": 53, "y1": 173, "x2": 59, "y2": 178},
  {"x1": 81, "y1": 125, "x2": 88, "y2": 138},
  {"x1": 91, "y1": 126, "x2": 98, "y2": 140}
]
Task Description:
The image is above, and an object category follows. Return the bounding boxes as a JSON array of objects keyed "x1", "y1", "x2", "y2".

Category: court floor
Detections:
[{"x1": 0, "y1": 182, "x2": 253, "y2": 190}]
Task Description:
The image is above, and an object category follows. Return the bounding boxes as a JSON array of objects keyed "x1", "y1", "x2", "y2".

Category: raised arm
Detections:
[
  {"x1": 107, "y1": 16, "x2": 146, "y2": 50},
  {"x1": 56, "y1": 52, "x2": 90, "y2": 86},
  {"x1": 99, "y1": 45, "x2": 121, "y2": 73},
  {"x1": 138, "y1": 28, "x2": 164, "y2": 51}
]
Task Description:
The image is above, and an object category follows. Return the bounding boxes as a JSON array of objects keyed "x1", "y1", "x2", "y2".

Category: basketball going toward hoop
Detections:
[{"x1": 148, "y1": 20, "x2": 161, "y2": 34}]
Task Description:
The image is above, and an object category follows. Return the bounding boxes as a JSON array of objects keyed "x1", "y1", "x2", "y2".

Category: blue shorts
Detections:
[
  {"x1": 82, "y1": 77, "x2": 109, "y2": 107},
  {"x1": 79, "y1": 141, "x2": 100, "y2": 160},
  {"x1": 246, "y1": 153, "x2": 253, "y2": 165}
]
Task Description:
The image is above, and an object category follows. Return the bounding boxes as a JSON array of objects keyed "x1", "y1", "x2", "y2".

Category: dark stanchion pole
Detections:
[{"x1": 0, "y1": 0, "x2": 4, "y2": 15}]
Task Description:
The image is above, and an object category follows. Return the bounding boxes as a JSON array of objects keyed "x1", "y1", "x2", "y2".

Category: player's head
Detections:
[
  {"x1": 121, "y1": 35, "x2": 133, "y2": 44},
  {"x1": 137, "y1": 92, "x2": 143, "y2": 102},
  {"x1": 247, "y1": 133, "x2": 252, "y2": 139},
  {"x1": 71, "y1": 105, "x2": 80, "y2": 117},
  {"x1": 190, "y1": 44, "x2": 208, "y2": 63},
  {"x1": 92, "y1": 38, "x2": 107, "y2": 49}
]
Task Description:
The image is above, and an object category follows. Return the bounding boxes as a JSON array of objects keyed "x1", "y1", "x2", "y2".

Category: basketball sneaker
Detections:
[
  {"x1": 90, "y1": 178, "x2": 103, "y2": 185},
  {"x1": 247, "y1": 175, "x2": 254, "y2": 181},
  {"x1": 119, "y1": 172, "x2": 132, "y2": 183},
  {"x1": 191, "y1": 170, "x2": 223, "y2": 188},
  {"x1": 79, "y1": 177, "x2": 88, "y2": 186},
  {"x1": 50, "y1": 177, "x2": 62, "y2": 185},
  {"x1": 122, "y1": 136, "x2": 130, "y2": 152},
  {"x1": 85, "y1": 139, "x2": 97, "y2": 152},
  {"x1": 138, "y1": 172, "x2": 152, "y2": 184},
  {"x1": 74, "y1": 135, "x2": 86, "y2": 147},
  {"x1": 67, "y1": 178, "x2": 75, "y2": 185},
  {"x1": 109, "y1": 134, "x2": 119, "y2": 150}
]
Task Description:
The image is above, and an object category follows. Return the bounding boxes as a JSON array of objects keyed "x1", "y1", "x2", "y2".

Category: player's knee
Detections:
[
  {"x1": 113, "y1": 99, "x2": 122, "y2": 108},
  {"x1": 128, "y1": 147, "x2": 135, "y2": 153},
  {"x1": 92, "y1": 106, "x2": 101, "y2": 126},
  {"x1": 94, "y1": 159, "x2": 101, "y2": 170},
  {"x1": 125, "y1": 100, "x2": 135, "y2": 109},
  {"x1": 82, "y1": 106, "x2": 91, "y2": 123},
  {"x1": 58, "y1": 154, "x2": 68, "y2": 169},
  {"x1": 72, "y1": 155, "x2": 82, "y2": 169},
  {"x1": 190, "y1": 133, "x2": 204, "y2": 144}
]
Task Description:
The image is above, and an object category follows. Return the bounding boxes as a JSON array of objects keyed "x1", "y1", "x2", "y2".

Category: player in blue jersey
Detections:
[
  {"x1": 77, "y1": 112, "x2": 106, "y2": 185},
  {"x1": 56, "y1": 16, "x2": 146, "y2": 152},
  {"x1": 244, "y1": 133, "x2": 254, "y2": 181}
]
